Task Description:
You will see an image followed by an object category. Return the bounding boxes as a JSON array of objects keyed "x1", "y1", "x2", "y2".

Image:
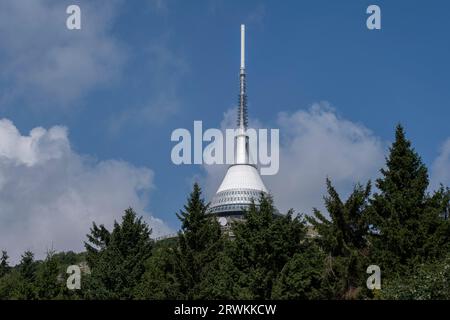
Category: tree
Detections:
[
  {"x1": 12, "y1": 250, "x2": 38, "y2": 299},
  {"x1": 272, "y1": 243, "x2": 329, "y2": 299},
  {"x1": 0, "y1": 270, "x2": 25, "y2": 299},
  {"x1": 134, "y1": 240, "x2": 180, "y2": 299},
  {"x1": 368, "y1": 124, "x2": 448, "y2": 275},
  {"x1": 307, "y1": 179, "x2": 372, "y2": 299},
  {"x1": 420, "y1": 186, "x2": 450, "y2": 260},
  {"x1": 35, "y1": 250, "x2": 64, "y2": 299},
  {"x1": 19, "y1": 251, "x2": 37, "y2": 282},
  {"x1": 84, "y1": 208, "x2": 154, "y2": 299},
  {"x1": 230, "y1": 193, "x2": 307, "y2": 299},
  {"x1": 0, "y1": 251, "x2": 10, "y2": 278},
  {"x1": 173, "y1": 183, "x2": 223, "y2": 299},
  {"x1": 381, "y1": 253, "x2": 450, "y2": 300}
]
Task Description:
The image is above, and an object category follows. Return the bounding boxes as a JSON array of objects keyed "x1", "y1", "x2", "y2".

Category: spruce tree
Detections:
[
  {"x1": 368, "y1": 124, "x2": 446, "y2": 275},
  {"x1": 307, "y1": 179, "x2": 372, "y2": 299},
  {"x1": 230, "y1": 194, "x2": 307, "y2": 299},
  {"x1": 0, "y1": 251, "x2": 10, "y2": 278},
  {"x1": 35, "y1": 250, "x2": 63, "y2": 299},
  {"x1": 15, "y1": 250, "x2": 37, "y2": 299},
  {"x1": 84, "y1": 208, "x2": 154, "y2": 299},
  {"x1": 0, "y1": 251, "x2": 37, "y2": 299},
  {"x1": 420, "y1": 185, "x2": 450, "y2": 259},
  {"x1": 272, "y1": 243, "x2": 329, "y2": 300},
  {"x1": 174, "y1": 183, "x2": 222, "y2": 299},
  {"x1": 134, "y1": 240, "x2": 180, "y2": 299}
]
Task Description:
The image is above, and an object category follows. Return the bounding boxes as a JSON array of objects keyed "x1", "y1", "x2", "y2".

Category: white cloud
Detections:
[
  {"x1": 202, "y1": 103, "x2": 386, "y2": 215},
  {"x1": 0, "y1": 0, "x2": 125, "y2": 107},
  {"x1": 0, "y1": 118, "x2": 172, "y2": 264},
  {"x1": 430, "y1": 137, "x2": 450, "y2": 190}
]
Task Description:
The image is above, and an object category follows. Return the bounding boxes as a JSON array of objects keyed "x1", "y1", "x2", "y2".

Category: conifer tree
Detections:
[
  {"x1": 35, "y1": 250, "x2": 63, "y2": 299},
  {"x1": 0, "y1": 251, "x2": 10, "y2": 278},
  {"x1": 0, "y1": 251, "x2": 36, "y2": 299},
  {"x1": 134, "y1": 240, "x2": 180, "y2": 299},
  {"x1": 174, "y1": 183, "x2": 222, "y2": 299},
  {"x1": 230, "y1": 194, "x2": 307, "y2": 299},
  {"x1": 368, "y1": 124, "x2": 447, "y2": 274},
  {"x1": 84, "y1": 208, "x2": 153, "y2": 299},
  {"x1": 272, "y1": 243, "x2": 329, "y2": 300},
  {"x1": 307, "y1": 179, "x2": 372, "y2": 299},
  {"x1": 14, "y1": 250, "x2": 38, "y2": 299}
]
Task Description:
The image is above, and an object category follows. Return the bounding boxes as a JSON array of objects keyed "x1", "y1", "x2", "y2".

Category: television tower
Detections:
[{"x1": 209, "y1": 25, "x2": 268, "y2": 227}]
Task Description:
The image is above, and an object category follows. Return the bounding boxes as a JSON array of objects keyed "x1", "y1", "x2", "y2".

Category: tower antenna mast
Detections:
[{"x1": 238, "y1": 24, "x2": 248, "y2": 129}]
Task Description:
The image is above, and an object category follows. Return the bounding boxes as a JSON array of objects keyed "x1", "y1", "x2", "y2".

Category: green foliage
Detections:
[
  {"x1": 174, "y1": 183, "x2": 223, "y2": 299},
  {"x1": 307, "y1": 179, "x2": 371, "y2": 299},
  {"x1": 196, "y1": 249, "x2": 241, "y2": 299},
  {"x1": 35, "y1": 250, "x2": 64, "y2": 299},
  {"x1": 381, "y1": 254, "x2": 450, "y2": 300},
  {"x1": 368, "y1": 125, "x2": 449, "y2": 276},
  {"x1": 272, "y1": 244, "x2": 330, "y2": 299},
  {"x1": 0, "y1": 251, "x2": 38, "y2": 299},
  {"x1": 84, "y1": 208, "x2": 154, "y2": 299},
  {"x1": 229, "y1": 194, "x2": 307, "y2": 299},
  {"x1": 0, "y1": 251, "x2": 10, "y2": 278},
  {"x1": 0, "y1": 124, "x2": 449, "y2": 301},
  {"x1": 16, "y1": 251, "x2": 38, "y2": 299},
  {"x1": 134, "y1": 242, "x2": 179, "y2": 299},
  {"x1": 0, "y1": 270, "x2": 27, "y2": 299}
]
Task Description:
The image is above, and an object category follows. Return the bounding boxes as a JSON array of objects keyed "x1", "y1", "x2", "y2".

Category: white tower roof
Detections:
[{"x1": 217, "y1": 165, "x2": 267, "y2": 193}]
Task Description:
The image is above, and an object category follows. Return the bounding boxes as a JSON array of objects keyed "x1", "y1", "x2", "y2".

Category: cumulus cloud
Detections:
[
  {"x1": 0, "y1": 118, "x2": 172, "y2": 264},
  {"x1": 265, "y1": 103, "x2": 385, "y2": 214},
  {"x1": 430, "y1": 137, "x2": 450, "y2": 190},
  {"x1": 202, "y1": 103, "x2": 386, "y2": 215},
  {"x1": 0, "y1": 0, "x2": 125, "y2": 107}
]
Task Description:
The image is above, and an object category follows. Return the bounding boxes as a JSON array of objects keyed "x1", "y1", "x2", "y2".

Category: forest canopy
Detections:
[{"x1": 0, "y1": 125, "x2": 449, "y2": 300}]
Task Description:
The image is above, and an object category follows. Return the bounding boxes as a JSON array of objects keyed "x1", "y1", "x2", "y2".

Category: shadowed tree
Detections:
[
  {"x1": 0, "y1": 251, "x2": 10, "y2": 278},
  {"x1": 307, "y1": 179, "x2": 372, "y2": 299},
  {"x1": 230, "y1": 193, "x2": 307, "y2": 299}
]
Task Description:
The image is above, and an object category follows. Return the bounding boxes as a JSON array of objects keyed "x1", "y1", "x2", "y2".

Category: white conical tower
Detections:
[{"x1": 209, "y1": 25, "x2": 268, "y2": 223}]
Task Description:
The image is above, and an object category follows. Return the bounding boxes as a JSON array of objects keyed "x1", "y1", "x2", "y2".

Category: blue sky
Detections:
[{"x1": 0, "y1": 0, "x2": 449, "y2": 260}]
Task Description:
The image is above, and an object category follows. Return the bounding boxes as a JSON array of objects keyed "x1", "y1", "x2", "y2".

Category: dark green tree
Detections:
[
  {"x1": 134, "y1": 240, "x2": 180, "y2": 299},
  {"x1": 272, "y1": 243, "x2": 330, "y2": 299},
  {"x1": 0, "y1": 250, "x2": 10, "y2": 278},
  {"x1": 381, "y1": 253, "x2": 450, "y2": 300},
  {"x1": 19, "y1": 251, "x2": 37, "y2": 282},
  {"x1": 420, "y1": 186, "x2": 450, "y2": 259},
  {"x1": 0, "y1": 270, "x2": 25, "y2": 299},
  {"x1": 230, "y1": 193, "x2": 307, "y2": 299},
  {"x1": 12, "y1": 250, "x2": 38, "y2": 299},
  {"x1": 174, "y1": 183, "x2": 223, "y2": 299},
  {"x1": 84, "y1": 208, "x2": 154, "y2": 299},
  {"x1": 35, "y1": 250, "x2": 64, "y2": 299},
  {"x1": 368, "y1": 124, "x2": 448, "y2": 275},
  {"x1": 197, "y1": 243, "x2": 241, "y2": 299},
  {"x1": 307, "y1": 179, "x2": 372, "y2": 299}
]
